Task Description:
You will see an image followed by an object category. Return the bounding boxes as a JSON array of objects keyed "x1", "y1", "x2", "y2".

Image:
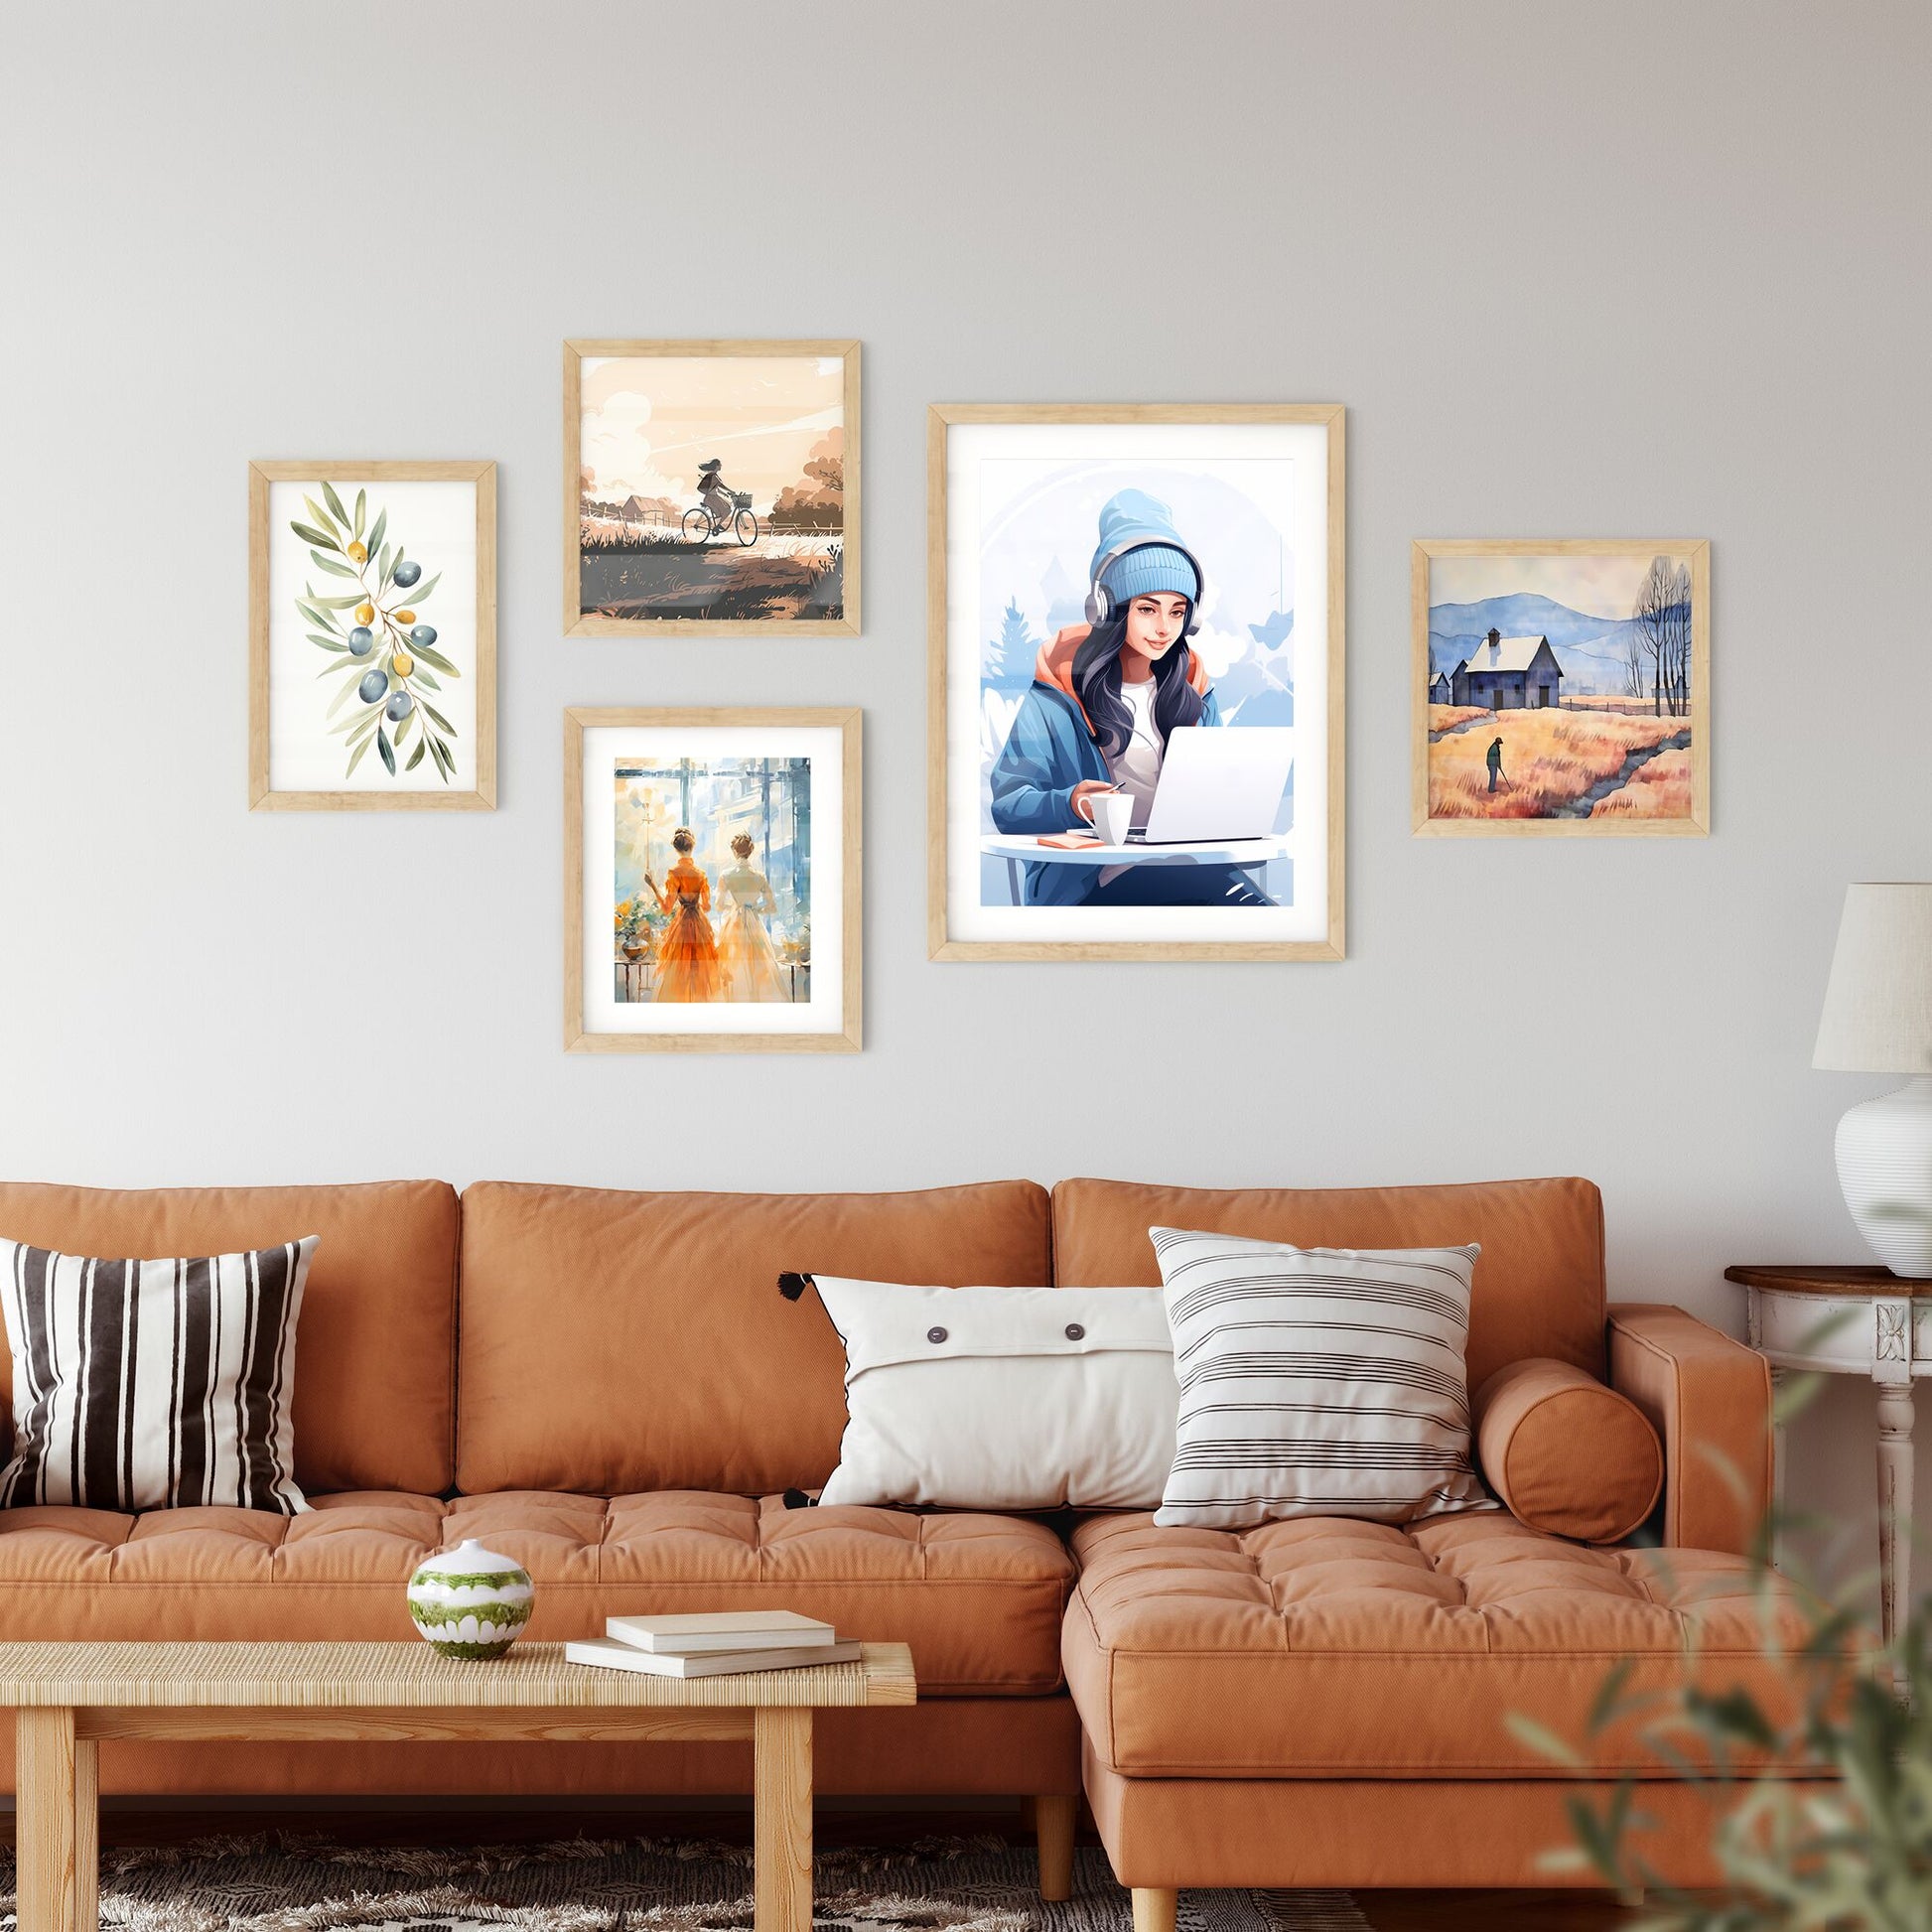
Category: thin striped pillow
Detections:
[
  {"x1": 1150, "y1": 1226, "x2": 1492, "y2": 1530},
  {"x1": 0, "y1": 1236, "x2": 317, "y2": 1515}
]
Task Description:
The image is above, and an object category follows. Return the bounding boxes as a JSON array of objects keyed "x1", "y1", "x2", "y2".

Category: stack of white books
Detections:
[{"x1": 564, "y1": 1610, "x2": 861, "y2": 1679}]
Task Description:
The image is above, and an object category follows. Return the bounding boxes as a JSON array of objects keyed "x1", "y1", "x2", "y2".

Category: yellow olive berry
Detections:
[
  {"x1": 390, "y1": 650, "x2": 415, "y2": 678},
  {"x1": 345, "y1": 540, "x2": 367, "y2": 564},
  {"x1": 393, "y1": 609, "x2": 416, "y2": 624},
  {"x1": 354, "y1": 603, "x2": 374, "y2": 625}
]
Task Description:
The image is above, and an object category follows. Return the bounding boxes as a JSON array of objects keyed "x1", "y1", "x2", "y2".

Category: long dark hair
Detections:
[{"x1": 1071, "y1": 606, "x2": 1203, "y2": 759}]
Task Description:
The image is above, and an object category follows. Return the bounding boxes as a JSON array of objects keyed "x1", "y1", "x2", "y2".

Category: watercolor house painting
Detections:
[
  {"x1": 1413, "y1": 541, "x2": 1709, "y2": 835},
  {"x1": 1449, "y1": 629, "x2": 1563, "y2": 710}
]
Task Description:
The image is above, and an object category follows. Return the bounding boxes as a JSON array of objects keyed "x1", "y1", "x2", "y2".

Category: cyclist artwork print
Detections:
[{"x1": 569, "y1": 341, "x2": 860, "y2": 632}]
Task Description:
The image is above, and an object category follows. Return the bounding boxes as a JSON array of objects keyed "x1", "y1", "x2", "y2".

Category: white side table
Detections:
[{"x1": 1728, "y1": 1263, "x2": 1930, "y2": 1692}]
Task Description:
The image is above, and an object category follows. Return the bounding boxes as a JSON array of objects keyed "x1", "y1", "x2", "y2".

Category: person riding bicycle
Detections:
[{"x1": 696, "y1": 459, "x2": 736, "y2": 527}]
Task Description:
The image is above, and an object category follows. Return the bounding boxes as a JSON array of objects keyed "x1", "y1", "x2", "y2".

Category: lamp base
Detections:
[{"x1": 1836, "y1": 1074, "x2": 1932, "y2": 1277}]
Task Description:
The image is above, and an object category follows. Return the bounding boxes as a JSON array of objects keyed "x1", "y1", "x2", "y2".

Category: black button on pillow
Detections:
[
  {"x1": 926, "y1": 1325, "x2": 948, "y2": 1344},
  {"x1": 1065, "y1": 1322, "x2": 1086, "y2": 1340}
]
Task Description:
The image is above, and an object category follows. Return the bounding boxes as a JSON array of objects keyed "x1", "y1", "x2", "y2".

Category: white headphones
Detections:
[{"x1": 1084, "y1": 538, "x2": 1207, "y2": 636}]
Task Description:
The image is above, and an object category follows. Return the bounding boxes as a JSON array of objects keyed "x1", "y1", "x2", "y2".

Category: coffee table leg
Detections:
[
  {"x1": 73, "y1": 1737, "x2": 98, "y2": 1930},
  {"x1": 17, "y1": 1707, "x2": 78, "y2": 1932},
  {"x1": 754, "y1": 1707, "x2": 813, "y2": 1932}
]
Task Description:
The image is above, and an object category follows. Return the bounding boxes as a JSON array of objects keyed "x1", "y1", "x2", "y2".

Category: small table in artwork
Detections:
[
  {"x1": 0, "y1": 1638, "x2": 915, "y2": 1932},
  {"x1": 981, "y1": 832, "x2": 1295, "y2": 905},
  {"x1": 1727, "y1": 1264, "x2": 1932, "y2": 1690}
]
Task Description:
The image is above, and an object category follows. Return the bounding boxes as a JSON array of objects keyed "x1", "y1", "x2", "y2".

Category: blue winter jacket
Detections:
[{"x1": 988, "y1": 680, "x2": 1223, "y2": 906}]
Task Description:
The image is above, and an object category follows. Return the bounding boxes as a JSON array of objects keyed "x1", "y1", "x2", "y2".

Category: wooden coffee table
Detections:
[{"x1": 0, "y1": 1638, "x2": 915, "y2": 1932}]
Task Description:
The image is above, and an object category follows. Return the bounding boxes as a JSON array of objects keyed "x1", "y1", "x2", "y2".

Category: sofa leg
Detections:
[
  {"x1": 1132, "y1": 1888, "x2": 1176, "y2": 1932},
  {"x1": 1035, "y1": 1793, "x2": 1075, "y2": 1901}
]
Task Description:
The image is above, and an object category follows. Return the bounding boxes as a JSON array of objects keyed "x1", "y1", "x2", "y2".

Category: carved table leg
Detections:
[{"x1": 1877, "y1": 1378, "x2": 1916, "y2": 1702}]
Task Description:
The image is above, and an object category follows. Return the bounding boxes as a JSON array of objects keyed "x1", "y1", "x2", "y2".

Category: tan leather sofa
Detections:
[{"x1": 0, "y1": 1174, "x2": 1818, "y2": 1902}]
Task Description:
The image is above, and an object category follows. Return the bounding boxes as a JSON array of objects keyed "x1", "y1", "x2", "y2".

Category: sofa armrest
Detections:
[{"x1": 1606, "y1": 1304, "x2": 1772, "y2": 1555}]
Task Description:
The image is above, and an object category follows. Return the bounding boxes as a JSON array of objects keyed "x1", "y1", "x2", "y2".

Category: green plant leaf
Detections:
[
  {"x1": 310, "y1": 551, "x2": 358, "y2": 579},
  {"x1": 308, "y1": 635, "x2": 349, "y2": 653},
  {"x1": 367, "y1": 507, "x2": 388, "y2": 560},
  {"x1": 407, "y1": 641, "x2": 459, "y2": 676},
  {"x1": 290, "y1": 521, "x2": 340, "y2": 551},
  {"x1": 393, "y1": 707, "x2": 415, "y2": 746},
  {"x1": 381, "y1": 547, "x2": 398, "y2": 592},
  {"x1": 313, "y1": 593, "x2": 365, "y2": 610},
  {"x1": 419, "y1": 700, "x2": 456, "y2": 736},
  {"x1": 295, "y1": 600, "x2": 341, "y2": 633},
  {"x1": 377, "y1": 726, "x2": 395, "y2": 776},
  {"x1": 352, "y1": 488, "x2": 365, "y2": 540},
  {"x1": 302, "y1": 495, "x2": 341, "y2": 538},
  {"x1": 406, "y1": 738, "x2": 427, "y2": 771},
  {"x1": 345, "y1": 733, "x2": 373, "y2": 779},
  {"x1": 407, "y1": 571, "x2": 442, "y2": 606},
  {"x1": 413, "y1": 668, "x2": 441, "y2": 691},
  {"x1": 325, "y1": 677, "x2": 366, "y2": 719},
  {"x1": 321, "y1": 480, "x2": 350, "y2": 526}
]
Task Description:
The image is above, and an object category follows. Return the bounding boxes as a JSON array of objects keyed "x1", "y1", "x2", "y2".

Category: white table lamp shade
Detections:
[{"x1": 1813, "y1": 884, "x2": 1932, "y2": 1073}]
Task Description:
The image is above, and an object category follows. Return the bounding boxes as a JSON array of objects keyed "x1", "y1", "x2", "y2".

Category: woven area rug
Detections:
[{"x1": 0, "y1": 1835, "x2": 1369, "y2": 1932}]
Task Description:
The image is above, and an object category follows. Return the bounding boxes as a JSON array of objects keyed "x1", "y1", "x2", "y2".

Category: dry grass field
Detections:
[
  {"x1": 1427, "y1": 703, "x2": 1492, "y2": 734},
  {"x1": 1427, "y1": 707, "x2": 1692, "y2": 820},
  {"x1": 1588, "y1": 746, "x2": 1693, "y2": 817}
]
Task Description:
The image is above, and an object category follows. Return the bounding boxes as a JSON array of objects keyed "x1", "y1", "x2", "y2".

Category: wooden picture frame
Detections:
[
  {"x1": 926, "y1": 403, "x2": 1346, "y2": 962},
  {"x1": 249, "y1": 460, "x2": 496, "y2": 811},
  {"x1": 564, "y1": 706, "x2": 862, "y2": 1053},
  {"x1": 563, "y1": 341, "x2": 861, "y2": 636},
  {"x1": 1411, "y1": 538, "x2": 1711, "y2": 836}
]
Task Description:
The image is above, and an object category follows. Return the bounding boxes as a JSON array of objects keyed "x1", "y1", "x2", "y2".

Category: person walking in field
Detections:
[{"x1": 1486, "y1": 735, "x2": 1509, "y2": 793}]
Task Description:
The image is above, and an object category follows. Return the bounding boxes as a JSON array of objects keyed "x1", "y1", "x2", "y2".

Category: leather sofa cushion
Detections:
[
  {"x1": 457, "y1": 1181, "x2": 1052, "y2": 1496},
  {"x1": 0, "y1": 1180, "x2": 458, "y2": 1495},
  {"x1": 0, "y1": 1490, "x2": 1073, "y2": 1697},
  {"x1": 1064, "y1": 1512, "x2": 1824, "y2": 1778},
  {"x1": 1474, "y1": 1357, "x2": 1663, "y2": 1543},
  {"x1": 1051, "y1": 1176, "x2": 1606, "y2": 1391}
]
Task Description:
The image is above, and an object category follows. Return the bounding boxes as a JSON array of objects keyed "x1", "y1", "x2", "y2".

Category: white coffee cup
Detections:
[{"x1": 1087, "y1": 790, "x2": 1134, "y2": 845}]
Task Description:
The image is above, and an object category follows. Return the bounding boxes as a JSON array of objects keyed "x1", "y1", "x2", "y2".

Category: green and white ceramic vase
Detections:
[{"x1": 407, "y1": 1539, "x2": 533, "y2": 1660}]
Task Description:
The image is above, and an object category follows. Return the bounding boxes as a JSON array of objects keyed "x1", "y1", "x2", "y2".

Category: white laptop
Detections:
[{"x1": 1134, "y1": 727, "x2": 1295, "y2": 845}]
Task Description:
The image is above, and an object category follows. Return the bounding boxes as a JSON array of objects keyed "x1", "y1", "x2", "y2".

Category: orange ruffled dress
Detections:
[{"x1": 652, "y1": 859, "x2": 722, "y2": 1003}]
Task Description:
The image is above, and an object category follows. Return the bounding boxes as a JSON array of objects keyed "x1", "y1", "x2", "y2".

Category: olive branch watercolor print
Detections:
[{"x1": 289, "y1": 482, "x2": 462, "y2": 782}]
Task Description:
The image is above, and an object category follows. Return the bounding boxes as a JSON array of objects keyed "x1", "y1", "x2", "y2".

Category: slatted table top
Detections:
[{"x1": 0, "y1": 1640, "x2": 916, "y2": 1710}]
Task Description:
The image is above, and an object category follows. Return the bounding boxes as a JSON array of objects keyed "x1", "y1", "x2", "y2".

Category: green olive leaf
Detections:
[
  {"x1": 352, "y1": 488, "x2": 366, "y2": 540},
  {"x1": 321, "y1": 480, "x2": 350, "y2": 526},
  {"x1": 412, "y1": 668, "x2": 441, "y2": 691},
  {"x1": 406, "y1": 738, "x2": 427, "y2": 771},
  {"x1": 302, "y1": 495, "x2": 341, "y2": 538},
  {"x1": 367, "y1": 507, "x2": 388, "y2": 560},
  {"x1": 290, "y1": 521, "x2": 340, "y2": 551},
  {"x1": 308, "y1": 634, "x2": 349, "y2": 653},
  {"x1": 377, "y1": 726, "x2": 396, "y2": 776},
  {"x1": 405, "y1": 571, "x2": 441, "y2": 605},
  {"x1": 419, "y1": 700, "x2": 457, "y2": 736},
  {"x1": 310, "y1": 551, "x2": 358, "y2": 579},
  {"x1": 314, "y1": 592, "x2": 365, "y2": 610},
  {"x1": 406, "y1": 641, "x2": 459, "y2": 676},
  {"x1": 325, "y1": 674, "x2": 366, "y2": 717},
  {"x1": 345, "y1": 734, "x2": 373, "y2": 779}
]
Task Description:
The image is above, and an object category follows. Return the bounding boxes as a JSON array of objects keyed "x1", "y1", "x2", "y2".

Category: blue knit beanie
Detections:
[{"x1": 1091, "y1": 489, "x2": 1199, "y2": 609}]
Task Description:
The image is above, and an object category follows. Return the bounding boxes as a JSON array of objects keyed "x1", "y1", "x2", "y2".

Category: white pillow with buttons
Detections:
[{"x1": 804, "y1": 1276, "x2": 1178, "y2": 1510}]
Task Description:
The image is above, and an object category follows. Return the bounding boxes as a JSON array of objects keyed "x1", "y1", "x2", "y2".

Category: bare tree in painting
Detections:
[{"x1": 1632, "y1": 555, "x2": 1694, "y2": 717}]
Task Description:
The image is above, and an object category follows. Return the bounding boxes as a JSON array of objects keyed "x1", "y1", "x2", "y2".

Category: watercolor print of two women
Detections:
[
  {"x1": 988, "y1": 488, "x2": 1275, "y2": 908},
  {"x1": 644, "y1": 831, "x2": 789, "y2": 1002}
]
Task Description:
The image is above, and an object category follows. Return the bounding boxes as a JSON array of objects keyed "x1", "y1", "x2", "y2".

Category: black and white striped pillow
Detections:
[
  {"x1": 1151, "y1": 1226, "x2": 1492, "y2": 1530},
  {"x1": 0, "y1": 1236, "x2": 316, "y2": 1515}
]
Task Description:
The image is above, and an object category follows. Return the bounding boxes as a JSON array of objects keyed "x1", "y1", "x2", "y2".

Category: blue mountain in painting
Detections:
[
  {"x1": 1428, "y1": 594, "x2": 1642, "y2": 695},
  {"x1": 1248, "y1": 608, "x2": 1295, "y2": 648}
]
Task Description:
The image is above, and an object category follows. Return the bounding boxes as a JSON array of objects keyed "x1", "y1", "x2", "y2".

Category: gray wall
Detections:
[{"x1": 1, "y1": 2, "x2": 1926, "y2": 1594}]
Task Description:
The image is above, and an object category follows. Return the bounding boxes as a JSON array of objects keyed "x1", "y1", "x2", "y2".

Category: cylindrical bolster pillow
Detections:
[{"x1": 1473, "y1": 1357, "x2": 1664, "y2": 1544}]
